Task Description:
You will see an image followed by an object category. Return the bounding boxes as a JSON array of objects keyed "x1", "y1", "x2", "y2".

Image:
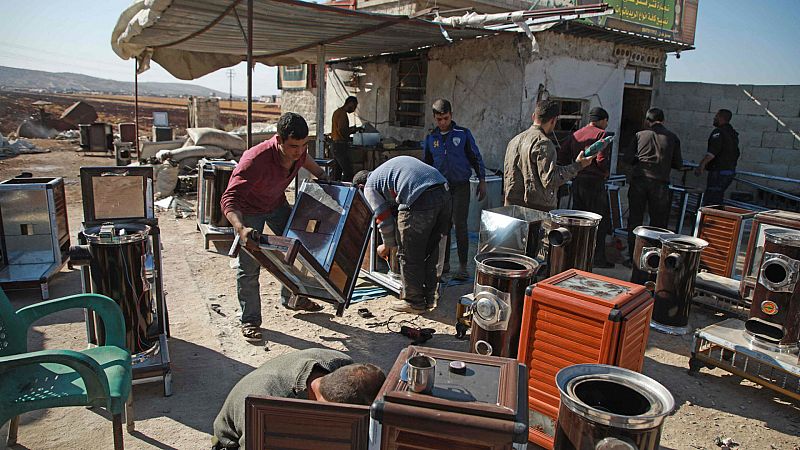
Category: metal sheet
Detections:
[
  {"x1": 0, "y1": 262, "x2": 60, "y2": 283},
  {"x1": 0, "y1": 189, "x2": 52, "y2": 236},
  {"x1": 479, "y1": 206, "x2": 549, "y2": 258}
]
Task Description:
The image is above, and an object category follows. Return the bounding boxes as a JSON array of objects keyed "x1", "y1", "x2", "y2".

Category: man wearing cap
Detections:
[
  {"x1": 694, "y1": 109, "x2": 740, "y2": 206},
  {"x1": 624, "y1": 107, "x2": 683, "y2": 265},
  {"x1": 504, "y1": 100, "x2": 595, "y2": 212},
  {"x1": 558, "y1": 107, "x2": 615, "y2": 268}
]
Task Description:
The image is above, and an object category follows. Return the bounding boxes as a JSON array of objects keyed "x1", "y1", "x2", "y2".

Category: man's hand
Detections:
[
  {"x1": 377, "y1": 243, "x2": 391, "y2": 259},
  {"x1": 575, "y1": 150, "x2": 596, "y2": 168},
  {"x1": 477, "y1": 179, "x2": 487, "y2": 201},
  {"x1": 237, "y1": 226, "x2": 256, "y2": 246}
]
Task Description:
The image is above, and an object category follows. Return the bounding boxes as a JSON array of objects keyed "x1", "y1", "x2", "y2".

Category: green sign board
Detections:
[{"x1": 576, "y1": 0, "x2": 698, "y2": 45}]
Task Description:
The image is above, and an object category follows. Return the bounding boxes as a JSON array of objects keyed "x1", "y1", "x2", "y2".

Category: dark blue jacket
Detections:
[{"x1": 423, "y1": 121, "x2": 486, "y2": 184}]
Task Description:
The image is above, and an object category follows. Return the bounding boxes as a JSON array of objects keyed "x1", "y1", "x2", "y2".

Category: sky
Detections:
[{"x1": 0, "y1": 0, "x2": 798, "y2": 96}]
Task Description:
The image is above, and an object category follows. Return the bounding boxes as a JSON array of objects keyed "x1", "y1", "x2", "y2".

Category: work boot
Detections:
[
  {"x1": 390, "y1": 299, "x2": 426, "y2": 314},
  {"x1": 453, "y1": 264, "x2": 469, "y2": 281}
]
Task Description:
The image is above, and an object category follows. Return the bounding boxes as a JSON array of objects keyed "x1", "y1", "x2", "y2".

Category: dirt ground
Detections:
[{"x1": 0, "y1": 141, "x2": 798, "y2": 450}]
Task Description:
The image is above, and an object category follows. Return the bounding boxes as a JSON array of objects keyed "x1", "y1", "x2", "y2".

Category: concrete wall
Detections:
[
  {"x1": 654, "y1": 82, "x2": 800, "y2": 193},
  {"x1": 281, "y1": 88, "x2": 318, "y2": 127},
  {"x1": 325, "y1": 31, "x2": 665, "y2": 172}
]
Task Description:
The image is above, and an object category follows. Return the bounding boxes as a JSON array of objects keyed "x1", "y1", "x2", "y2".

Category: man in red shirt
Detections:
[
  {"x1": 557, "y1": 107, "x2": 614, "y2": 268},
  {"x1": 222, "y1": 113, "x2": 327, "y2": 341}
]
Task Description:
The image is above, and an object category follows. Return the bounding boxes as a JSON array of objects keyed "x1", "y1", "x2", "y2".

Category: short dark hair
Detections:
[
  {"x1": 432, "y1": 98, "x2": 452, "y2": 115},
  {"x1": 352, "y1": 170, "x2": 371, "y2": 187},
  {"x1": 344, "y1": 96, "x2": 358, "y2": 106},
  {"x1": 318, "y1": 363, "x2": 386, "y2": 405},
  {"x1": 646, "y1": 108, "x2": 665, "y2": 123},
  {"x1": 534, "y1": 100, "x2": 560, "y2": 123},
  {"x1": 277, "y1": 112, "x2": 309, "y2": 140},
  {"x1": 718, "y1": 109, "x2": 733, "y2": 122}
]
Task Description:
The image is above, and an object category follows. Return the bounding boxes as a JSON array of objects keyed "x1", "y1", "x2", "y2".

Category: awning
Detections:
[{"x1": 112, "y1": 0, "x2": 494, "y2": 80}]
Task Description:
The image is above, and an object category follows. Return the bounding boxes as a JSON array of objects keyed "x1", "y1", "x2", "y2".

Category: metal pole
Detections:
[
  {"x1": 246, "y1": 0, "x2": 253, "y2": 149},
  {"x1": 134, "y1": 59, "x2": 139, "y2": 158},
  {"x1": 316, "y1": 45, "x2": 326, "y2": 159}
]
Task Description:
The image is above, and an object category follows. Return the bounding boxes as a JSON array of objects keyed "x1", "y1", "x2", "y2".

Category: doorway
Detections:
[{"x1": 618, "y1": 87, "x2": 652, "y2": 171}]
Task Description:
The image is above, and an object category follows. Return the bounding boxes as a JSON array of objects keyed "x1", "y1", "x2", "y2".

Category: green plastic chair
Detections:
[{"x1": 0, "y1": 288, "x2": 133, "y2": 450}]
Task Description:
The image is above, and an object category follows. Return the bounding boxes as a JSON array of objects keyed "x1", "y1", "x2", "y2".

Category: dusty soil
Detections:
[{"x1": 0, "y1": 143, "x2": 798, "y2": 450}]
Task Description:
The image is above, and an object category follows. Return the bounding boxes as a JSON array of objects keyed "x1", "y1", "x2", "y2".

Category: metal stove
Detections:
[{"x1": 196, "y1": 158, "x2": 237, "y2": 250}]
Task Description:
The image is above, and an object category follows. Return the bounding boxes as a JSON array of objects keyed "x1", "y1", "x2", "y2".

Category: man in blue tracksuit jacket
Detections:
[{"x1": 423, "y1": 98, "x2": 486, "y2": 280}]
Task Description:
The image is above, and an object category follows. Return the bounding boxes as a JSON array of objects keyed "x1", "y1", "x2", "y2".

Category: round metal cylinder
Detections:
[
  {"x1": 210, "y1": 162, "x2": 235, "y2": 227},
  {"x1": 630, "y1": 226, "x2": 673, "y2": 285},
  {"x1": 547, "y1": 209, "x2": 602, "y2": 275},
  {"x1": 470, "y1": 252, "x2": 538, "y2": 358},
  {"x1": 84, "y1": 223, "x2": 156, "y2": 355},
  {"x1": 651, "y1": 235, "x2": 708, "y2": 335},
  {"x1": 554, "y1": 364, "x2": 674, "y2": 450},
  {"x1": 745, "y1": 229, "x2": 800, "y2": 353}
]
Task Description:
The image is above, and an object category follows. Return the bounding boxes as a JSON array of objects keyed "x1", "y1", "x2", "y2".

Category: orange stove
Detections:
[{"x1": 517, "y1": 269, "x2": 653, "y2": 449}]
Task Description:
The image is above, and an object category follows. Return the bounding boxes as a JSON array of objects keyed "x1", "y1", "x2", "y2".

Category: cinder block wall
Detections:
[{"x1": 654, "y1": 82, "x2": 800, "y2": 194}]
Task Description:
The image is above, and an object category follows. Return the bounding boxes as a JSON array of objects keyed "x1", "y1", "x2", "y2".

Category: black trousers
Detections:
[
  {"x1": 572, "y1": 176, "x2": 611, "y2": 262},
  {"x1": 627, "y1": 177, "x2": 671, "y2": 260},
  {"x1": 443, "y1": 181, "x2": 470, "y2": 269},
  {"x1": 703, "y1": 170, "x2": 735, "y2": 206},
  {"x1": 332, "y1": 142, "x2": 354, "y2": 182}
]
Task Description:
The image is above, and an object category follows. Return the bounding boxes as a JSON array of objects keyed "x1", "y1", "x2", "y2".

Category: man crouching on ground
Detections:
[
  {"x1": 212, "y1": 348, "x2": 386, "y2": 449},
  {"x1": 352, "y1": 156, "x2": 452, "y2": 314}
]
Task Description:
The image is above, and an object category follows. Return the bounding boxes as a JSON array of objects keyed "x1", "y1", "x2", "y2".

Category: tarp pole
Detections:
[
  {"x1": 134, "y1": 59, "x2": 139, "y2": 158},
  {"x1": 316, "y1": 45, "x2": 326, "y2": 159},
  {"x1": 246, "y1": 0, "x2": 253, "y2": 149}
]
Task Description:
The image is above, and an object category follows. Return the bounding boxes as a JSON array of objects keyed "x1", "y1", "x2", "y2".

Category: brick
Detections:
[
  {"x1": 737, "y1": 99, "x2": 767, "y2": 116},
  {"x1": 741, "y1": 146, "x2": 772, "y2": 163},
  {"x1": 686, "y1": 95, "x2": 711, "y2": 112},
  {"x1": 787, "y1": 163, "x2": 800, "y2": 180},
  {"x1": 777, "y1": 117, "x2": 800, "y2": 134},
  {"x1": 762, "y1": 132, "x2": 795, "y2": 148},
  {"x1": 737, "y1": 115, "x2": 779, "y2": 133},
  {"x1": 752, "y1": 85, "x2": 785, "y2": 101},
  {"x1": 738, "y1": 130, "x2": 764, "y2": 148},
  {"x1": 709, "y1": 97, "x2": 739, "y2": 114},
  {"x1": 771, "y1": 148, "x2": 800, "y2": 165},
  {"x1": 767, "y1": 100, "x2": 800, "y2": 118},
  {"x1": 688, "y1": 111, "x2": 715, "y2": 127},
  {"x1": 737, "y1": 161, "x2": 788, "y2": 178},
  {"x1": 694, "y1": 83, "x2": 725, "y2": 98},
  {"x1": 722, "y1": 84, "x2": 753, "y2": 99},
  {"x1": 782, "y1": 85, "x2": 800, "y2": 100}
]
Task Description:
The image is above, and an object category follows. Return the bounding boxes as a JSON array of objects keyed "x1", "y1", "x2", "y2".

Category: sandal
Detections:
[
  {"x1": 242, "y1": 324, "x2": 262, "y2": 341},
  {"x1": 283, "y1": 298, "x2": 324, "y2": 312}
]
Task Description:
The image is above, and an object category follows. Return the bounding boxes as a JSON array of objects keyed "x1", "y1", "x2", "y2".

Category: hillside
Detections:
[{"x1": 0, "y1": 65, "x2": 227, "y2": 98}]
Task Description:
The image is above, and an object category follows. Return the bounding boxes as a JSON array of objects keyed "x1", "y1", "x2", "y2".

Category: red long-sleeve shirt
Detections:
[
  {"x1": 220, "y1": 136, "x2": 307, "y2": 215},
  {"x1": 557, "y1": 124, "x2": 611, "y2": 179}
]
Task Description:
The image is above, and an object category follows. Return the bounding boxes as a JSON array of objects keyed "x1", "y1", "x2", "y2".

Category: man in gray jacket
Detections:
[
  {"x1": 212, "y1": 348, "x2": 385, "y2": 449},
  {"x1": 504, "y1": 100, "x2": 594, "y2": 211}
]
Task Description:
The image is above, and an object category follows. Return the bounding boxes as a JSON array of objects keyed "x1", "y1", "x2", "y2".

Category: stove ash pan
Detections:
[{"x1": 554, "y1": 364, "x2": 675, "y2": 450}]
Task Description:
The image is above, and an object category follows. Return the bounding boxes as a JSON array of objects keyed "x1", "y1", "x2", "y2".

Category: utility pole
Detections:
[{"x1": 226, "y1": 69, "x2": 235, "y2": 108}]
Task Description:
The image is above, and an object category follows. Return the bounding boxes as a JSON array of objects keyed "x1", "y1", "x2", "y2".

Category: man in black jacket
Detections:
[
  {"x1": 625, "y1": 108, "x2": 683, "y2": 263},
  {"x1": 694, "y1": 109, "x2": 740, "y2": 206}
]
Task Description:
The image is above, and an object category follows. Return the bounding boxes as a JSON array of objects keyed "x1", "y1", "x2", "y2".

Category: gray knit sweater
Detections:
[{"x1": 212, "y1": 348, "x2": 353, "y2": 448}]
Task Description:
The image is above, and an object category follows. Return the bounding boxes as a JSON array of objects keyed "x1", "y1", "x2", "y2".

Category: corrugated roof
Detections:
[{"x1": 112, "y1": 0, "x2": 495, "y2": 80}]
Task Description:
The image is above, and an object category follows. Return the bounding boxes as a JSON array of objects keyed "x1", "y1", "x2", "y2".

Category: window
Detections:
[
  {"x1": 552, "y1": 98, "x2": 587, "y2": 145},
  {"x1": 392, "y1": 56, "x2": 427, "y2": 127},
  {"x1": 625, "y1": 66, "x2": 654, "y2": 88}
]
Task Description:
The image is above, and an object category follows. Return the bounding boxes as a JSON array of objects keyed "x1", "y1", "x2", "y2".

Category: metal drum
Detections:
[
  {"x1": 651, "y1": 235, "x2": 708, "y2": 335},
  {"x1": 554, "y1": 364, "x2": 675, "y2": 450},
  {"x1": 470, "y1": 252, "x2": 538, "y2": 358},
  {"x1": 547, "y1": 209, "x2": 602, "y2": 275},
  {"x1": 745, "y1": 229, "x2": 800, "y2": 354},
  {"x1": 210, "y1": 163, "x2": 235, "y2": 227},
  {"x1": 630, "y1": 226, "x2": 673, "y2": 286},
  {"x1": 84, "y1": 223, "x2": 156, "y2": 355}
]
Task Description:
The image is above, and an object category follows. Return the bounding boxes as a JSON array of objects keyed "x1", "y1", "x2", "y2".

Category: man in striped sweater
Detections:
[{"x1": 353, "y1": 156, "x2": 451, "y2": 313}]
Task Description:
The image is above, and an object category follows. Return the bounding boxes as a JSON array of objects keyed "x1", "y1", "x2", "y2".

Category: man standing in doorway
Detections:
[
  {"x1": 222, "y1": 112, "x2": 327, "y2": 342},
  {"x1": 331, "y1": 96, "x2": 361, "y2": 182},
  {"x1": 625, "y1": 107, "x2": 683, "y2": 264},
  {"x1": 423, "y1": 98, "x2": 486, "y2": 280},
  {"x1": 504, "y1": 100, "x2": 594, "y2": 211},
  {"x1": 695, "y1": 109, "x2": 740, "y2": 206},
  {"x1": 558, "y1": 107, "x2": 615, "y2": 268}
]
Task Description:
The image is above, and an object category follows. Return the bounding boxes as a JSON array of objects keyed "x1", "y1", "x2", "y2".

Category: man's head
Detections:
[
  {"x1": 432, "y1": 98, "x2": 453, "y2": 132},
  {"x1": 314, "y1": 363, "x2": 386, "y2": 405},
  {"x1": 352, "y1": 170, "x2": 371, "y2": 188},
  {"x1": 344, "y1": 96, "x2": 359, "y2": 113},
  {"x1": 645, "y1": 108, "x2": 665, "y2": 126},
  {"x1": 713, "y1": 109, "x2": 732, "y2": 127},
  {"x1": 533, "y1": 100, "x2": 560, "y2": 134},
  {"x1": 588, "y1": 107, "x2": 609, "y2": 130},
  {"x1": 276, "y1": 112, "x2": 310, "y2": 163}
]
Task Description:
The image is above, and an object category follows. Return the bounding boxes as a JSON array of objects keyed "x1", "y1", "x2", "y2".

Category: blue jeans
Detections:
[
  {"x1": 703, "y1": 170, "x2": 735, "y2": 206},
  {"x1": 237, "y1": 202, "x2": 292, "y2": 327}
]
